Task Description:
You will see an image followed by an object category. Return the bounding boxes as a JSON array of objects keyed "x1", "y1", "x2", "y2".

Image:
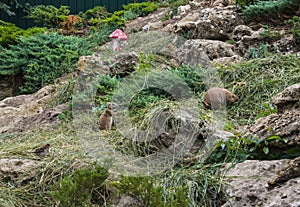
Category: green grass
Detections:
[
  {"x1": 220, "y1": 54, "x2": 300, "y2": 125},
  {"x1": 0, "y1": 124, "x2": 93, "y2": 206}
]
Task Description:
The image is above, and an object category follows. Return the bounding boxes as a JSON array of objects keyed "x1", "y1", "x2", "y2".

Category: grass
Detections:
[
  {"x1": 220, "y1": 54, "x2": 300, "y2": 125},
  {"x1": 0, "y1": 124, "x2": 92, "y2": 206}
]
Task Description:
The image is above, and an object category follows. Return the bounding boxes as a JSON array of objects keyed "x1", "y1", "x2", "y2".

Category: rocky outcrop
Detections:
[
  {"x1": 78, "y1": 52, "x2": 139, "y2": 75},
  {"x1": 0, "y1": 85, "x2": 68, "y2": 133},
  {"x1": 223, "y1": 159, "x2": 300, "y2": 207},
  {"x1": 170, "y1": 6, "x2": 244, "y2": 40},
  {"x1": 250, "y1": 83, "x2": 300, "y2": 147}
]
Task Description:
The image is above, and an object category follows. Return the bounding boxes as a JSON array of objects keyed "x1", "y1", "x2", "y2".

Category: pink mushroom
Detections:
[{"x1": 109, "y1": 29, "x2": 128, "y2": 50}]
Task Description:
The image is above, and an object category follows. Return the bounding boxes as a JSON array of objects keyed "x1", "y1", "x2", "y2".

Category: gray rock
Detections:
[
  {"x1": 0, "y1": 158, "x2": 41, "y2": 186},
  {"x1": 250, "y1": 84, "x2": 300, "y2": 147},
  {"x1": 223, "y1": 159, "x2": 300, "y2": 207},
  {"x1": 272, "y1": 83, "x2": 300, "y2": 113},
  {"x1": 0, "y1": 85, "x2": 68, "y2": 133},
  {"x1": 176, "y1": 39, "x2": 237, "y2": 66},
  {"x1": 171, "y1": 6, "x2": 244, "y2": 40}
]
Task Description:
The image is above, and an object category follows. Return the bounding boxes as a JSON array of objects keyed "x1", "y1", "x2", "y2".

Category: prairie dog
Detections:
[
  {"x1": 203, "y1": 87, "x2": 239, "y2": 110},
  {"x1": 99, "y1": 102, "x2": 118, "y2": 130}
]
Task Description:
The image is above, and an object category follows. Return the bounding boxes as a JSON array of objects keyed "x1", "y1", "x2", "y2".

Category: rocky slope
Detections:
[{"x1": 0, "y1": 0, "x2": 299, "y2": 206}]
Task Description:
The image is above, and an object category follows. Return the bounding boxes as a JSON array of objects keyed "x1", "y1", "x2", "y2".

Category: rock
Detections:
[
  {"x1": 0, "y1": 85, "x2": 68, "y2": 133},
  {"x1": 176, "y1": 39, "x2": 237, "y2": 66},
  {"x1": 212, "y1": 54, "x2": 243, "y2": 65},
  {"x1": 177, "y1": 4, "x2": 191, "y2": 16},
  {"x1": 269, "y1": 157, "x2": 300, "y2": 186},
  {"x1": 77, "y1": 52, "x2": 138, "y2": 76},
  {"x1": 0, "y1": 158, "x2": 41, "y2": 186},
  {"x1": 176, "y1": 40, "x2": 211, "y2": 67},
  {"x1": 112, "y1": 196, "x2": 141, "y2": 207},
  {"x1": 171, "y1": 6, "x2": 244, "y2": 40},
  {"x1": 223, "y1": 159, "x2": 300, "y2": 207},
  {"x1": 109, "y1": 52, "x2": 139, "y2": 75},
  {"x1": 250, "y1": 110, "x2": 300, "y2": 147},
  {"x1": 250, "y1": 84, "x2": 300, "y2": 147},
  {"x1": 272, "y1": 83, "x2": 300, "y2": 113}
]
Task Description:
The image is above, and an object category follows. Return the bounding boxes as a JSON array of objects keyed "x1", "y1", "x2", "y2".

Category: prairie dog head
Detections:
[
  {"x1": 106, "y1": 102, "x2": 118, "y2": 113},
  {"x1": 223, "y1": 89, "x2": 239, "y2": 103}
]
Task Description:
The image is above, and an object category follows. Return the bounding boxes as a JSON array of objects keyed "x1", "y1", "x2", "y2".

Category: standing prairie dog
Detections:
[
  {"x1": 99, "y1": 102, "x2": 118, "y2": 130},
  {"x1": 203, "y1": 87, "x2": 239, "y2": 110}
]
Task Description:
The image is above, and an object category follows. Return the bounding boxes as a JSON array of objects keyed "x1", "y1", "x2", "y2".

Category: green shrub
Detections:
[
  {"x1": 0, "y1": 20, "x2": 45, "y2": 47},
  {"x1": 0, "y1": 32, "x2": 92, "y2": 94},
  {"x1": 286, "y1": 16, "x2": 300, "y2": 44},
  {"x1": 123, "y1": 2, "x2": 159, "y2": 17},
  {"x1": 80, "y1": 6, "x2": 110, "y2": 22},
  {"x1": 242, "y1": 0, "x2": 299, "y2": 20},
  {"x1": 27, "y1": 5, "x2": 70, "y2": 28},
  {"x1": 259, "y1": 24, "x2": 281, "y2": 40},
  {"x1": 113, "y1": 176, "x2": 189, "y2": 207},
  {"x1": 51, "y1": 166, "x2": 109, "y2": 207},
  {"x1": 88, "y1": 23, "x2": 118, "y2": 46}
]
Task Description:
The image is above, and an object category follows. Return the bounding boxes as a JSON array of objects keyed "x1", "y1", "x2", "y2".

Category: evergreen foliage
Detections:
[
  {"x1": 27, "y1": 5, "x2": 70, "y2": 28},
  {"x1": 0, "y1": 0, "x2": 29, "y2": 16},
  {"x1": 0, "y1": 32, "x2": 92, "y2": 94},
  {"x1": 286, "y1": 16, "x2": 300, "y2": 44},
  {"x1": 242, "y1": 0, "x2": 299, "y2": 20},
  {"x1": 0, "y1": 20, "x2": 45, "y2": 47}
]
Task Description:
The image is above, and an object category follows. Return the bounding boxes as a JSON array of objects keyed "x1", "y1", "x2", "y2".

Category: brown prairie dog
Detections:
[
  {"x1": 203, "y1": 87, "x2": 239, "y2": 110},
  {"x1": 99, "y1": 102, "x2": 118, "y2": 130}
]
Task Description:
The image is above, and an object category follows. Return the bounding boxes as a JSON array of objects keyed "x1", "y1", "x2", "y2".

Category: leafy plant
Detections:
[
  {"x1": 208, "y1": 134, "x2": 289, "y2": 163},
  {"x1": 286, "y1": 16, "x2": 300, "y2": 44},
  {"x1": 88, "y1": 23, "x2": 118, "y2": 46},
  {"x1": 245, "y1": 43, "x2": 280, "y2": 59},
  {"x1": 0, "y1": 32, "x2": 92, "y2": 94},
  {"x1": 51, "y1": 166, "x2": 109, "y2": 207},
  {"x1": 256, "y1": 102, "x2": 277, "y2": 119},
  {"x1": 27, "y1": 5, "x2": 70, "y2": 28},
  {"x1": 80, "y1": 6, "x2": 110, "y2": 22},
  {"x1": 94, "y1": 75, "x2": 120, "y2": 104}
]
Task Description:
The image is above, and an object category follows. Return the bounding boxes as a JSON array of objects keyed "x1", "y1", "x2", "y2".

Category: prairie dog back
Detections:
[{"x1": 203, "y1": 87, "x2": 239, "y2": 110}]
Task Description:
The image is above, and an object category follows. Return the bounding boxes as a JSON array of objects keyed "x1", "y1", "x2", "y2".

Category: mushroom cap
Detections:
[{"x1": 109, "y1": 29, "x2": 128, "y2": 40}]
